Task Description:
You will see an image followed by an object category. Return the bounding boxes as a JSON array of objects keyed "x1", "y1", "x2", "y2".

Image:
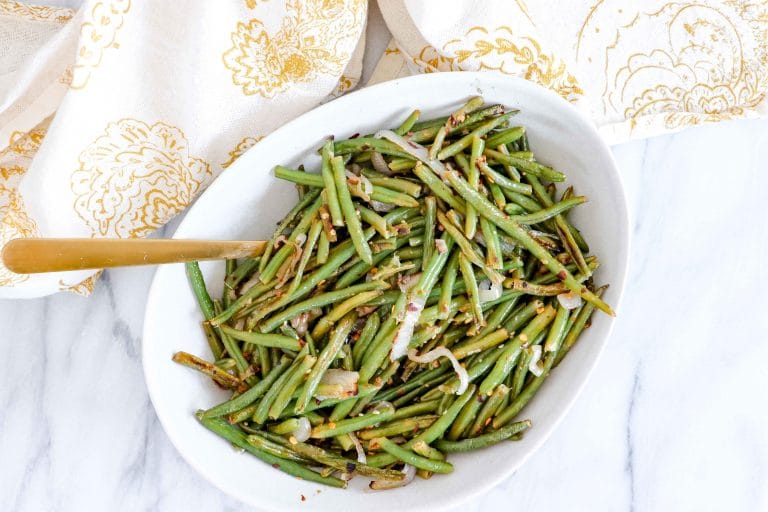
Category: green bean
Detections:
[
  {"x1": 310, "y1": 404, "x2": 395, "y2": 439},
  {"x1": 436, "y1": 419, "x2": 532, "y2": 452},
  {"x1": 555, "y1": 286, "x2": 606, "y2": 366},
  {"x1": 479, "y1": 305, "x2": 556, "y2": 396},
  {"x1": 504, "y1": 299, "x2": 544, "y2": 333},
  {"x1": 495, "y1": 143, "x2": 522, "y2": 181},
  {"x1": 484, "y1": 148, "x2": 565, "y2": 182},
  {"x1": 361, "y1": 170, "x2": 423, "y2": 198},
  {"x1": 220, "y1": 326, "x2": 302, "y2": 351},
  {"x1": 366, "y1": 384, "x2": 476, "y2": 467},
  {"x1": 485, "y1": 126, "x2": 525, "y2": 148},
  {"x1": 477, "y1": 159, "x2": 533, "y2": 195},
  {"x1": 186, "y1": 262, "x2": 215, "y2": 320},
  {"x1": 368, "y1": 186, "x2": 420, "y2": 208},
  {"x1": 373, "y1": 437, "x2": 454, "y2": 473},
  {"x1": 331, "y1": 156, "x2": 373, "y2": 264},
  {"x1": 352, "y1": 313, "x2": 380, "y2": 369},
  {"x1": 411, "y1": 440, "x2": 447, "y2": 461},
  {"x1": 316, "y1": 230, "x2": 330, "y2": 264},
  {"x1": 245, "y1": 434, "x2": 311, "y2": 463},
  {"x1": 334, "y1": 137, "x2": 412, "y2": 159},
  {"x1": 390, "y1": 400, "x2": 440, "y2": 421},
  {"x1": 458, "y1": 253, "x2": 484, "y2": 327},
  {"x1": 259, "y1": 281, "x2": 386, "y2": 333},
  {"x1": 503, "y1": 279, "x2": 568, "y2": 296},
  {"x1": 181, "y1": 101, "x2": 613, "y2": 486},
  {"x1": 374, "y1": 361, "x2": 451, "y2": 403},
  {"x1": 252, "y1": 347, "x2": 308, "y2": 424},
  {"x1": 510, "y1": 196, "x2": 586, "y2": 224},
  {"x1": 287, "y1": 218, "x2": 322, "y2": 295},
  {"x1": 260, "y1": 431, "x2": 404, "y2": 481},
  {"x1": 436, "y1": 210, "x2": 486, "y2": 272},
  {"x1": 409, "y1": 104, "x2": 507, "y2": 142},
  {"x1": 311, "y1": 291, "x2": 381, "y2": 339},
  {"x1": 503, "y1": 189, "x2": 544, "y2": 212},
  {"x1": 197, "y1": 416, "x2": 346, "y2": 488},
  {"x1": 259, "y1": 187, "x2": 322, "y2": 275},
  {"x1": 421, "y1": 196, "x2": 437, "y2": 272},
  {"x1": 452, "y1": 328, "x2": 508, "y2": 360},
  {"x1": 267, "y1": 417, "x2": 305, "y2": 435},
  {"x1": 172, "y1": 351, "x2": 241, "y2": 389},
  {"x1": 274, "y1": 165, "x2": 323, "y2": 187},
  {"x1": 467, "y1": 136, "x2": 484, "y2": 238},
  {"x1": 358, "y1": 205, "x2": 391, "y2": 238},
  {"x1": 442, "y1": 169, "x2": 614, "y2": 316},
  {"x1": 468, "y1": 383, "x2": 510, "y2": 436},
  {"x1": 321, "y1": 140, "x2": 345, "y2": 226},
  {"x1": 200, "y1": 357, "x2": 291, "y2": 419},
  {"x1": 267, "y1": 353, "x2": 315, "y2": 421},
  {"x1": 480, "y1": 217, "x2": 503, "y2": 270},
  {"x1": 296, "y1": 312, "x2": 356, "y2": 413},
  {"x1": 447, "y1": 389, "x2": 484, "y2": 441},
  {"x1": 412, "y1": 162, "x2": 466, "y2": 214},
  {"x1": 358, "y1": 415, "x2": 438, "y2": 440},
  {"x1": 388, "y1": 157, "x2": 417, "y2": 172},
  {"x1": 394, "y1": 109, "x2": 421, "y2": 135},
  {"x1": 437, "y1": 113, "x2": 514, "y2": 159}
]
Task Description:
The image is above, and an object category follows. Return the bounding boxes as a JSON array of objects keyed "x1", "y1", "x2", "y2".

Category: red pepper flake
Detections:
[
  {"x1": 301, "y1": 494, "x2": 306, "y2": 502},
  {"x1": 272, "y1": 463, "x2": 281, "y2": 469},
  {"x1": 556, "y1": 270, "x2": 567, "y2": 281}
]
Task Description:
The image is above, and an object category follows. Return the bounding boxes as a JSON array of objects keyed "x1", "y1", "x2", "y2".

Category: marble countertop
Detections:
[{"x1": 3, "y1": 2, "x2": 768, "y2": 511}]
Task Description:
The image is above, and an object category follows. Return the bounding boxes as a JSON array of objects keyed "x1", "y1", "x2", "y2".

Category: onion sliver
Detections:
[
  {"x1": 370, "y1": 464, "x2": 416, "y2": 490},
  {"x1": 374, "y1": 130, "x2": 447, "y2": 178},
  {"x1": 389, "y1": 297, "x2": 426, "y2": 361},
  {"x1": 478, "y1": 279, "x2": 502, "y2": 303},
  {"x1": 370, "y1": 151, "x2": 392, "y2": 175},
  {"x1": 528, "y1": 345, "x2": 544, "y2": 377},
  {"x1": 349, "y1": 432, "x2": 367, "y2": 464},
  {"x1": 407, "y1": 347, "x2": 469, "y2": 395},
  {"x1": 557, "y1": 291, "x2": 583, "y2": 310},
  {"x1": 291, "y1": 417, "x2": 311, "y2": 443}
]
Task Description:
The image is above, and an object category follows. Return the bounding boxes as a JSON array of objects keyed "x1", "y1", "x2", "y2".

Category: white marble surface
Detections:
[{"x1": 4, "y1": 2, "x2": 768, "y2": 511}]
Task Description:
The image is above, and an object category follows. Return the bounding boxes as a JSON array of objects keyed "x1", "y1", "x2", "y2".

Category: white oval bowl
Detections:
[{"x1": 142, "y1": 72, "x2": 629, "y2": 511}]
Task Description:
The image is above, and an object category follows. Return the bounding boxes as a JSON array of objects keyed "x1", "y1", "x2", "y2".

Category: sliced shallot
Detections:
[
  {"x1": 369, "y1": 464, "x2": 416, "y2": 490},
  {"x1": 370, "y1": 151, "x2": 393, "y2": 175},
  {"x1": 374, "y1": 129, "x2": 447, "y2": 178},
  {"x1": 407, "y1": 347, "x2": 469, "y2": 395},
  {"x1": 478, "y1": 279, "x2": 502, "y2": 303},
  {"x1": 528, "y1": 345, "x2": 544, "y2": 377},
  {"x1": 291, "y1": 416, "x2": 311, "y2": 443},
  {"x1": 389, "y1": 297, "x2": 425, "y2": 361},
  {"x1": 557, "y1": 291, "x2": 583, "y2": 310}
]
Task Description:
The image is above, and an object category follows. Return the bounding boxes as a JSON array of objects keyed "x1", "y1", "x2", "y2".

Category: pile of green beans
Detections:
[{"x1": 174, "y1": 97, "x2": 611, "y2": 489}]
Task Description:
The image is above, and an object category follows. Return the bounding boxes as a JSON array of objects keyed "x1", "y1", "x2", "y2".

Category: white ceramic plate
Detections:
[{"x1": 143, "y1": 72, "x2": 629, "y2": 511}]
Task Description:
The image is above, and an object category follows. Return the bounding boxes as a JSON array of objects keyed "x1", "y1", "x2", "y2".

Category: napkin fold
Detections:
[{"x1": 1, "y1": 0, "x2": 765, "y2": 298}]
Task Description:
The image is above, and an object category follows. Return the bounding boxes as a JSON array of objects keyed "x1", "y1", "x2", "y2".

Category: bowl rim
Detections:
[{"x1": 142, "y1": 71, "x2": 631, "y2": 511}]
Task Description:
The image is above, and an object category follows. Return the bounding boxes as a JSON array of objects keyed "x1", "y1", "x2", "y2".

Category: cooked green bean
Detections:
[
  {"x1": 373, "y1": 437, "x2": 454, "y2": 474},
  {"x1": 296, "y1": 312, "x2": 356, "y2": 413},
  {"x1": 436, "y1": 419, "x2": 532, "y2": 452},
  {"x1": 177, "y1": 99, "x2": 612, "y2": 489},
  {"x1": 197, "y1": 416, "x2": 346, "y2": 488}
]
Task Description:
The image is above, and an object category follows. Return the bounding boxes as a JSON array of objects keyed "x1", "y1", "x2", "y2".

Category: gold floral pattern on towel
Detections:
[
  {"x1": 71, "y1": 119, "x2": 212, "y2": 238},
  {"x1": 412, "y1": 26, "x2": 583, "y2": 102},
  {"x1": 576, "y1": 0, "x2": 768, "y2": 132},
  {"x1": 0, "y1": 1, "x2": 73, "y2": 23},
  {"x1": 222, "y1": 0, "x2": 364, "y2": 97},
  {"x1": 71, "y1": 0, "x2": 131, "y2": 90},
  {"x1": 221, "y1": 136, "x2": 262, "y2": 169}
]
